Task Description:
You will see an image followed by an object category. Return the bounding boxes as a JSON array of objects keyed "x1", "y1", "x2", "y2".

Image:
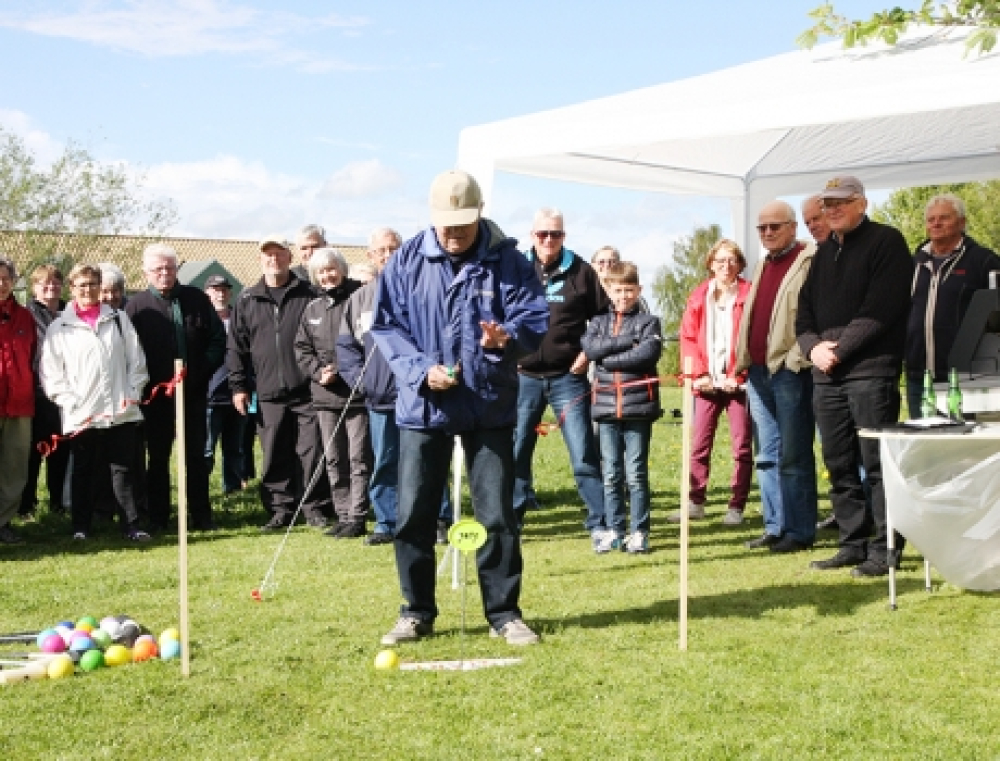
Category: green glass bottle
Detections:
[
  {"x1": 921, "y1": 369, "x2": 937, "y2": 418},
  {"x1": 948, "y1": 368, "x2": 964, "y2": 422}
]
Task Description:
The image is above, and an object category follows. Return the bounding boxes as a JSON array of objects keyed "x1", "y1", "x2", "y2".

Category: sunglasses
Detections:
[
  {"x1": 534, "y1": 230, "x2": 565, "y2": 240},
  {"x1": 756, "y1": 222, "x2": 789, "y2": 233}
]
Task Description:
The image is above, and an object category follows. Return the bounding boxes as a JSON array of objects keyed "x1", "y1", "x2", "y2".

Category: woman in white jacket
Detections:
[{"x1": 40, "y1": 264, "x2": 150, "y2": 541}]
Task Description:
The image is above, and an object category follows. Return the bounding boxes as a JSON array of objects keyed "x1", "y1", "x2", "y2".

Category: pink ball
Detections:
[{"x1": 41, "y1": 633, "x2": 67, "y2": 653}]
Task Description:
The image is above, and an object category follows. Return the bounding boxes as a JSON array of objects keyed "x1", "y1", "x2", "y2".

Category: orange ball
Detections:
[{"x1": 132, "y1": 639, "x2": 158, "y2": 662}]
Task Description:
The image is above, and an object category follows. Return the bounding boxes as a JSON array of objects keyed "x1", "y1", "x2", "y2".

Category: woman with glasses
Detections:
[
  {"x1": 40, "y1": 264, "x2": 150, "y2": 542},
  {"x1": 674, "y1": 239, "x2": 753, "y2": 526}
]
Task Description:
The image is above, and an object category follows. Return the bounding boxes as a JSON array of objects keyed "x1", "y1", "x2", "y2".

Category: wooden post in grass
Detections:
[
  {"x1": 174, "y1": 359, "x2": 191, "y2": 677},
  {"x1": 678, "y1": 356, "x2": 693, "y2": 651}
]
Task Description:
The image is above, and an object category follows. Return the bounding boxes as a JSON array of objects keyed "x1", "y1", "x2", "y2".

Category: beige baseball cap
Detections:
[
  {"x1": 258, "y1": 235, "x2": 289, "y2": 252},
  {"x1": 429, "y1": 170, "x2": 483, "y2": 227},
  {"x1": 819, "y1": 176, "x2": 865, "y2": 200}
]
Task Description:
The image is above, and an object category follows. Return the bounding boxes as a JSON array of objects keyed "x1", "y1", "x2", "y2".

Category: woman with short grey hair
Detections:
[{"x1": 97, "y1": 262, "x2": 127, "y2": 309}]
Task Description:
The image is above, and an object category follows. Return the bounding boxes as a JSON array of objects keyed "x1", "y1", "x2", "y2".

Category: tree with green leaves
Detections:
[
  {"x1": 651, "y1": 223, "x2": 722, "y2": 374},
  {"x1": 798, "y1": 1, "x2": 999, "y2": 56},
  {"x1": 0, "y1": 126, "x2": 176, "y2": 284},
  {"x1": 873, "y1": 181, "x2": 1000, "y2": 252}
]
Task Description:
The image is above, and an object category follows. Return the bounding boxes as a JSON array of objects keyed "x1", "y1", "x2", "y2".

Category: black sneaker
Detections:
[
  {"x1": 124, "y1": 528, "x2": 151, "y2": 542},
  {"x1": 744, "y1": 533, "x2": 781, "y2": 550},
  {"x1": 851, "y1": 558, "x2": 891, "y2": 577},
  {"x1": 816, "y1": 514, "x2": 839, "y2": 531},
  {"x1": 365, "y1": 532, "x2": 394, "y2": 546},
  {"x1": 337, "y1": 521, "x2": 366, "y2": 539},
  {"x1": 323, "y1": 523, "x2": 343, "y2": 537},
  {"x1": 261, "y1": 514, "x2": 293, "y2": 532},
  {"x1": 0, "y1": 524, "x2": 24, "y2": 545},
  {"x1": 810, "y1": 549, "x2": 866, "y2": 570},
  {"x1": 436, "y1": 520, "x2": 450, "y2": 545}
]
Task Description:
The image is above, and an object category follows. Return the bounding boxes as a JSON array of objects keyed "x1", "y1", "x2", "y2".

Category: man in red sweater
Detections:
[{"x1": 0, "y1": 257, "x2": 36, "y2": 544}]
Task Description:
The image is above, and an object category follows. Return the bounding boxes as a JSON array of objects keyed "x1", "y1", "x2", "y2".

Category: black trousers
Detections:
[
  {"x1": 813, "y1": 376, "x2": 902, "y2": 562},
  {"x1": 258, "y1": 398, "x2": 331, "y2": 520},
  {"x1": 20, "y1": 396, "x2": 69, "y2": 514},
  {"x1": 142, "y1": 393, "x2": 212, "y2": 530},
  {"x1": 71, "y1": 423, "x2": 141, "y2": 534}
]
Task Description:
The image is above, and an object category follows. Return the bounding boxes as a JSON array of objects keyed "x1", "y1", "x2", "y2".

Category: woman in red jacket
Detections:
[
  {"x1": 674, "y1": 239, "x2": 753, "y2": 526},
  {"x1": 0, "y1": 256, "x2": 37, "y2": 545}
]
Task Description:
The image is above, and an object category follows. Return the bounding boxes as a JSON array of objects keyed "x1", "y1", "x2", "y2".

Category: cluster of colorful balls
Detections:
[{"x1": 33, "y1": 616, "x2": 182, "y2": 680}]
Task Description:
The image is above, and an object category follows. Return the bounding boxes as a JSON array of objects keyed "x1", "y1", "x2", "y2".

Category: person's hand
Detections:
[
  {"x1": 693, "y1": 375, "x2": 714, "y2": 393},
  {"x1": 319, "y1": 366, "x2": 337, "y2": 385},
  {"x1": 427, "y1": 363, "x2": 461, "y2": 391},
  {"x1": 233, "y1": 392, "x2": 249, "y2": 415},
  {"x1": 569, "y1": 351, "x2": 589, "y2": 375},
  {"x1": 480, "y1": 321, "x2": 509, "y2": 349},
  {"x1": 720, "y1": 377, "x2": 738, "y2": 393},
  {"x1": 810, "y1": 341, "x2": 840, "y2": 374}
]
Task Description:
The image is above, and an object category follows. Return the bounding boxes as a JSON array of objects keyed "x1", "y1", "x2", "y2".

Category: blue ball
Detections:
[
  {"x1": 36, "y1": 628, "x2": 58, "y2": 649},
  {"x1": 69, "y1": 635, "x2": 95, "y2": 652},
  {"x1": 159, "y1": 639, "x2": 182, "y2": 660}
]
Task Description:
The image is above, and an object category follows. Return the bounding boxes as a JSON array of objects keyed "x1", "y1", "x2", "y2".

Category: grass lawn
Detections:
[{"x1": 2, "y1": 387, "x2": 998, "y2": 759}]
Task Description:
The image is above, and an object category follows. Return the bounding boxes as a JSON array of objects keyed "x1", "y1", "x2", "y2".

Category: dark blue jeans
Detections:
[
  {"x1": 813, "y1": 376, "x2": 900, "y2": 561},
  {"x1": 205, "y1": 404, "x2": 246, "y2": 494},
  {"x1": 395, "y1": 426, "x2": 523, "y2": 630},
  {"x1": 599, "y1": 420, "x2": 652, "y2": 534},
  {"x1": 514, "y1": 372, "x2": 605, "y2": 531},
  {"x1": 746, "y1": 366, "x2": 818, "y2": 544},
  {"x1": 368, "y1": 409, "x2": 453, "y2": 535}
]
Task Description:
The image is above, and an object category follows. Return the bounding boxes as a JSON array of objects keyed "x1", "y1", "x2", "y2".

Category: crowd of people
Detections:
[{"x1": 0, "y1": 168, "x2": 995, "y2": 644}]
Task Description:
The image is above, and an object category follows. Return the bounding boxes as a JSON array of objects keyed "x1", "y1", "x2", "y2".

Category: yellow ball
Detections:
[
  {"x1": 373, "y1": 650, "x2": 399, "y2": 670},
  {"x1": 47, "y1": 654, "x2": 75, "y2": 679},
  {"x1": 822, "y1": 470, "x2": 830, "y2": 480},
  {"x1": 159, "y1": 628, "x2": 180, "y2": 643},
  {"x1": 104, "y1": 644, "x2": 131, "y2": 667}
]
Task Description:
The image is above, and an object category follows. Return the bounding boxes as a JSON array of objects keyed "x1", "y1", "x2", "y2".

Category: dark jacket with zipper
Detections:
[
  {"x1": 796, "y1": 216, "x2": 913, "y2": 383},
  {"x1": 906, "y1": 235, "x2": 1000, "y2": 381},
  {"x1": 126, "y1": 285, "x2": 226, "y2": 394},
  {"x1": 518, "y1": 247, "x2": 607, "y2": 377},
  {"x1": 228, "y1": 274, "x2": 317, "y2": 402},
  {"x1": 581, "y1": 305, "x2": 663, "y2": 421},
  {"x1": 294, "y1": 279, "x2": 364, "y2": 411}
]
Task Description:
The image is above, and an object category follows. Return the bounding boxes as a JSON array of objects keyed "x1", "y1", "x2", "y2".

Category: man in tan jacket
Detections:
[{"x1": 736, "y1": 200, "x2": 818, "y2": 554}]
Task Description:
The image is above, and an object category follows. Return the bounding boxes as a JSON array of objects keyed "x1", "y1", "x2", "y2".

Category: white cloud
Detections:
[
  {"x1": 0, "y1": 109, "x2": 67, "y2": 165},
  {"x1": 318, "y1": 159, "x2": 405, "y2": 200},
  {"x1": 0, "y1": 1, "x2": 370, "y2": 71}
]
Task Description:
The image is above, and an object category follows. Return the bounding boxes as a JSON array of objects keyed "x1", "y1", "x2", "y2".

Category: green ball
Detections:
[
  {"x1": 79, "y1": 649, "x2": 105, "y2": 671},
  {"x1": 79, "y1": 615, "x2": 100, "y2": 628},
  {"x1": 90, "y1": 629, "x2": 112, "y2": 650}
]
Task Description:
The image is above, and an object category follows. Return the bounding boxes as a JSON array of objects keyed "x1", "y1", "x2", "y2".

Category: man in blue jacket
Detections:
[{"x1": 372, "y1": 170, "x2": 549, "y2": 646}]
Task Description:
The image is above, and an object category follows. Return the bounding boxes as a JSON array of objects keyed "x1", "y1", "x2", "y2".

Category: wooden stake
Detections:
[
  {"x1": 174, "y1": 359, "x2": 191, "y2": 677},
  {"x1": 678, "y1": 356, "x2": 693, "y2": 651}
]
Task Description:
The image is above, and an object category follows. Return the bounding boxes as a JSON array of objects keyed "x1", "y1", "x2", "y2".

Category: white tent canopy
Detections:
[{"x1": 457, "y1": 27, "x2": 1000, "y2": 258}]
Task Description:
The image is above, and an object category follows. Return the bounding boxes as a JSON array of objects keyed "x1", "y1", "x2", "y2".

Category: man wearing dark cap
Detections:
[
  {"x1": 796, "y1": 176, "x2": 913, "y2": 577},
  {"x1": 228, "y1": 236, "x2": 333, "y2": 530},
  {"x1": 372, "y1": 170, "x2": 549, "y2": 646}
]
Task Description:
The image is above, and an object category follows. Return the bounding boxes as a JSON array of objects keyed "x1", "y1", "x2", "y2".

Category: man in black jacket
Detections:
[
  {"x1": 905, "y1": 193, "x2": 1000, "y2": 418},
  {"x1": 513, "y1": 207, "x2": 608, "y2": 542},
  {"x1": 126, "y1": 244, "x2": 226, "y2": 532},
  {"x1": 228, "y1": 236, "x2": 332, "y2": 530},
  {"x1": 796, "y1": 176, "x2": 913, "y2": 577}
]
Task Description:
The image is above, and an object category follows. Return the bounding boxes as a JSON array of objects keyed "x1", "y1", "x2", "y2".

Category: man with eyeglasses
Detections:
[
  {"x1": 513, "y1": 208, "x2": 608, "y2": 544},
  {"x1": 735, "y1": 201, "x2": 819, "y2": 554},
  {"x1": 126, "y1": 244, "x2": 227, "y2": 533},
  {"x1": 797, "y1": 176, "x2": 913, "y2": 577}
]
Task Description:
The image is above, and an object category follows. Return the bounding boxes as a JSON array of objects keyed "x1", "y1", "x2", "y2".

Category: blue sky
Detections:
[{"x1": 0, "y1": 0, "x2": 888, "y2": 280}]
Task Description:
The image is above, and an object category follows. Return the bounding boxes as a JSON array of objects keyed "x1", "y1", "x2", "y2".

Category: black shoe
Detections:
[
  {"x1": 0, "y1": 524, "x2": 24, "y2": 545},
  {"x1": 436, "y1": 520, "x2": 450, "y2": 545},
  {"x1": 365, "y1": 532, "x2": 394, "y2": 546},
  {"x1": 338, "y1": 521, "x2": 366, "y2": 539},
  {"x1": 851, "y1": 558, "x2": 891, "y2": 577},
  {"x1": 769, "y1": 536, "x2": 813, "y2": 554},
  {"x1": 261, "y1": 514, "x2": 293, "y2": 532},
  {"x1": 306, "y1": 515, "x2": 328, "y2": 529},
  {"x1": 817, "y1": 514, "x2": 839, "y2": 531},
  {"x1": 191, "y1": 518, "x2": 217, "y2": 532},
  {"x1": 323, "y1": 523, "x2": 343, "y2": 537},
  {"x1": 745, "y1": 533, "x2": 781, "y2": 550},
  {"x1": 810, "y1": 548, "x2": 866, "y2": 570}
]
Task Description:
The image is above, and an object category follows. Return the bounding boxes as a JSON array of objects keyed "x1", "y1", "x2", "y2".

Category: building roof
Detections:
[{"x1": 0, "y1": 230, "x2": 368, "y2": 291}]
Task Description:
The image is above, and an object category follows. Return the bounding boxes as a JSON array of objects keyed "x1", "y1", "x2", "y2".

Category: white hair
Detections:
[
  {"x1": 349, "y1": 262, "x2": 377, "y2": 282},
  {"x1": 533, "y1": 207, "x2": 564, "y2": 228},
  {"x1": 307, "y1": 247, "x2": 348, "y2": 284},
  {"x1": 97, "y1": 262, "x2": 126, "y2": 290},
  {"x1": 143, "y1": 243, "x2": 179, "y2": 267},
  {"x1": 368, "y1": 227, "x2": 402, "y2": 249},
  {"x1": 925, "y1": 193, "x2": 967, "y2": 220},
  {"x1": 297, "y1": 224, "x2": 327, "y2": 245}
]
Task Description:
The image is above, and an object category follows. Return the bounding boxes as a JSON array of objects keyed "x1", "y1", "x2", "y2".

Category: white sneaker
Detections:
[
  {"x1": 666, "y1": 503, "x2": 706, "y2": 523},
  {"x1": 491, "y1": 618, "x2": 540, "y2": 645},
  {"x1": 624, "y1": 531, "x2": 649, "y2": 554},
  {"x1": 722, "y1": 509, "x2": 744, "y2": 526},
  {"x1": 595, "y1": 531, "x2": 623, "y2": 554}
]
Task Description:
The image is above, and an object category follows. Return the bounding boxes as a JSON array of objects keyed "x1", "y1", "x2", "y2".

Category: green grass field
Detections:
[{"x1": 2, "y1": 388, "x2": 999, "y2": 759}]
